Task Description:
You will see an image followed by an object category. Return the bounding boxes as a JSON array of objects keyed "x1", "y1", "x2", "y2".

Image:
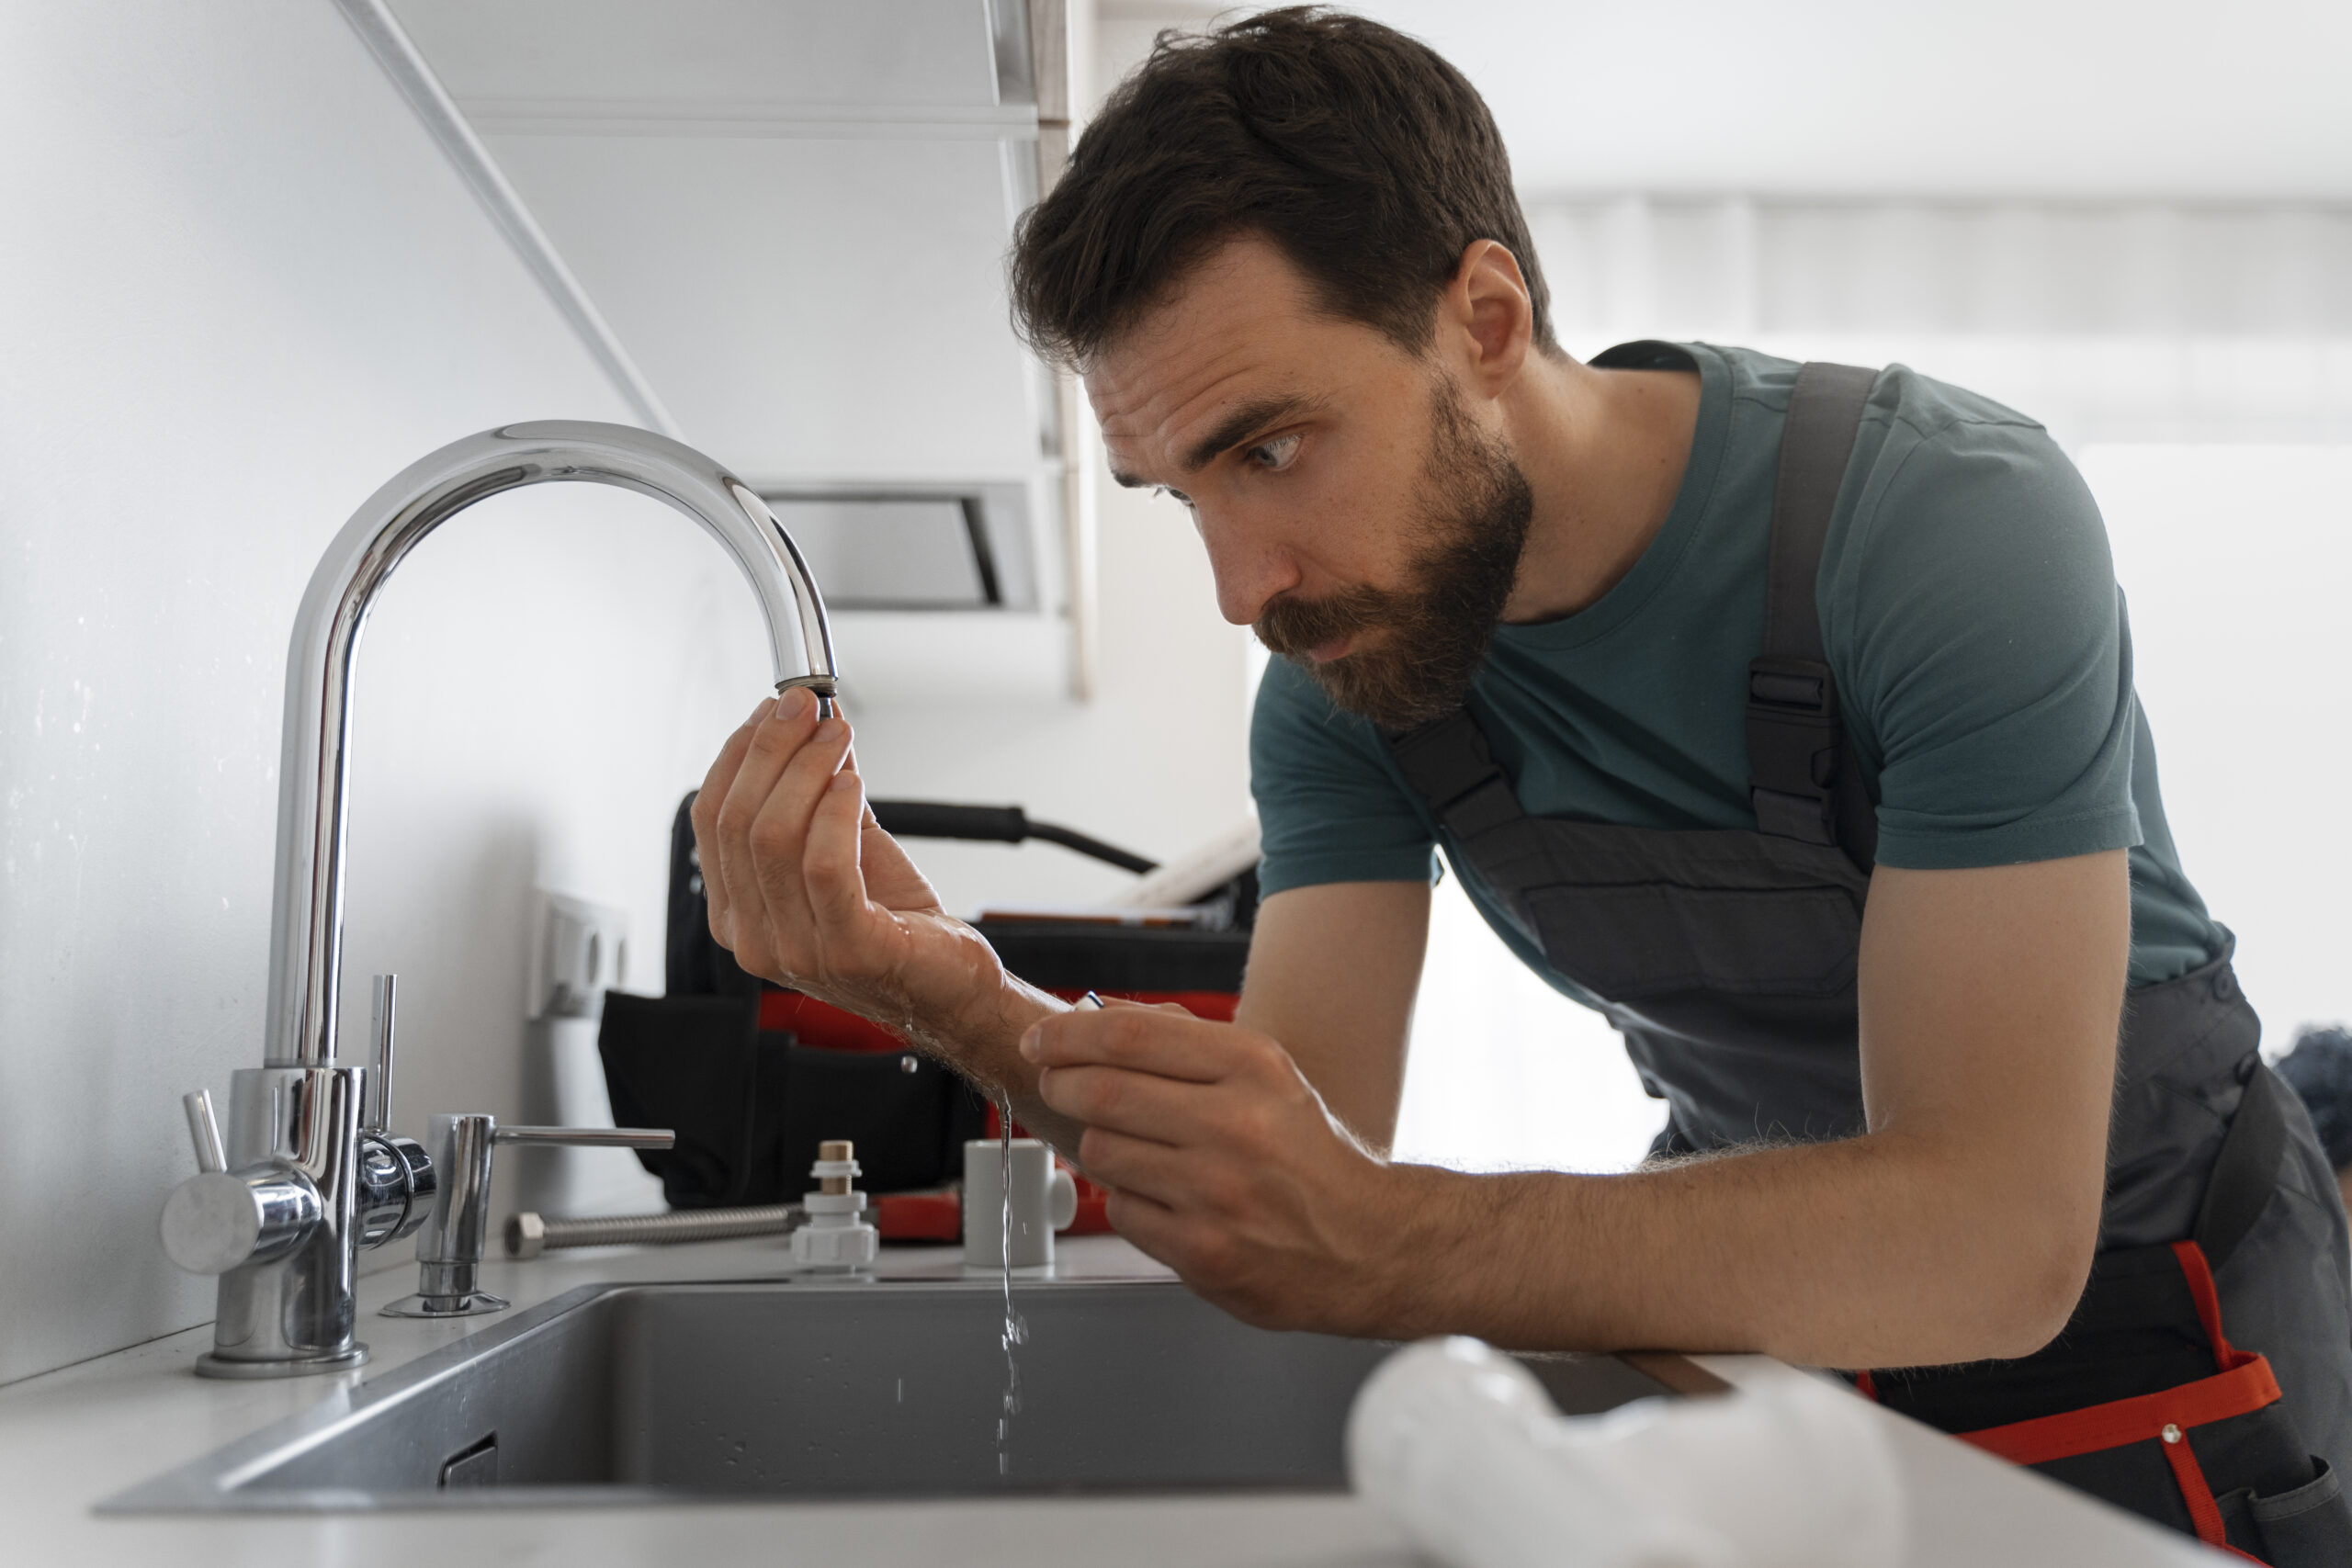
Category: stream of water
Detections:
[{"x1": 994, "y1": 1090, "x2": 1025, "y2": 1478}]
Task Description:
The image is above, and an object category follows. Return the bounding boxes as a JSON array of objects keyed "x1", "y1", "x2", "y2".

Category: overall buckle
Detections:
[{"x1": 1747, "y1": 655, "x2": 1839, "y2": 846}]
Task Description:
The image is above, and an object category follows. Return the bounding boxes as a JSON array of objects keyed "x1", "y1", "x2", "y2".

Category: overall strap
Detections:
[
  {"x1": 1384, "y1": 710, "x2": 1558, "y2": 952},
  {"x1": 1748, "y1": 362, "x2": 1880, "y2": 870},
  {"x1": 2194, "y1": 1061, "x2": 2291, "y2": 1275},
  {"x1": 1386, "y1": 710, "x2": 1526, "y2": 842}
]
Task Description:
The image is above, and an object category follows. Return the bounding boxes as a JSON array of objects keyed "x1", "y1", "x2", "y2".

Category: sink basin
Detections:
[{"x1": 104, "y1": 1277, "x2": 1682, "y2": 1511}]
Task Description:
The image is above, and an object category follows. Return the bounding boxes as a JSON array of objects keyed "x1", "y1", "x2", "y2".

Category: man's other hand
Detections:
[
  {"x1": 691, "y1": 688, "x2": 1005, "y2": 1051},
  {"x1": 1021, "y1": 1000, "x2": 1401, "y2": 1334}
]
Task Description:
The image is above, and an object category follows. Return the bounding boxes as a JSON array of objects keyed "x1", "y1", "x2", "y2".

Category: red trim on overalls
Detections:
[{"x1": 1856, "y1": 1242, "x2": 2278, "y2": 1559}]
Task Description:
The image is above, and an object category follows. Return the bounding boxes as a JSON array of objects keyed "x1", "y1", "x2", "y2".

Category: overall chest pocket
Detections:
[{"x1": 1523, "y1": 878, "x2": 1864, "y2": 1002}]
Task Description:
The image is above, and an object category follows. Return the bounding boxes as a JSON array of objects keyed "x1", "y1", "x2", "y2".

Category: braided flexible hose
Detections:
[{"x1": 505, "y1": 1203, "x2": 804, "y2": 1259}]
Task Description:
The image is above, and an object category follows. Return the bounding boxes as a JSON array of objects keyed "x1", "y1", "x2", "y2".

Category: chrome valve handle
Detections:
[
  {"x1": 362, "y1": 973, "x2": 398, "y2": 1134},
  {"x1": 159, "y1": 1089, "x2": 324, "y2": 1277},
  {"x1": 159, "y1": 977, "x2": 431, "y2": 1374},
  {"x1": 350, "y1": 974, "x2": 435, "y2": 1248},
  {"x1": 382, "y1": 1112, "x2": 673, "y2": 1318},
  {"x1": 183, "y1": 1089, "x2": 229, "y2": 1174}
]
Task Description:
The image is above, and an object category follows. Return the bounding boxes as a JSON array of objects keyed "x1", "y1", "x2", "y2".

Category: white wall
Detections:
[
  {"x1": 2087, "y1": 446, "x2": 2352, "y2": 1045},
  {"x1": 0, "y1": 3, "x2": 771, "y2": 1384},
  {"x1": 1332, "y1": 0, "x2": 2352, "y2": 200}
]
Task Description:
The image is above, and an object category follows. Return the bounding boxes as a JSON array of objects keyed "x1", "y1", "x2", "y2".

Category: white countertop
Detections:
[{"x1": 0, "y1": 1233, "x2": 2217, "y2": 1565}]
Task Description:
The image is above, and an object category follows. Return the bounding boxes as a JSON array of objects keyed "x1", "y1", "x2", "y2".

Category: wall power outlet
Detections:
[{"x1": 527, "y1": 890, "x2": 628, "y2": 1021}]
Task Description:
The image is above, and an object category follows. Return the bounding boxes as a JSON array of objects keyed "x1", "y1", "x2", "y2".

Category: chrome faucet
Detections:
[{"x1": 158, "y1": 423, "x2": 838, "y2": 1377}]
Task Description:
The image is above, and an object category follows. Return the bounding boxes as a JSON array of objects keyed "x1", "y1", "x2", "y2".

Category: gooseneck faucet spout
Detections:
[
  {"x1": 160, "y1": 422, "x2": 834, "y2": 1376},
  {"x1": 270, "y1": 421, "x2": 837, "y2": 1068}
]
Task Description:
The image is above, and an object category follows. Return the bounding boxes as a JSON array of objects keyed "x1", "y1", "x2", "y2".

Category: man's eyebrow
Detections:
[
  {"x1": 1179, "y1": 395, "x2": 1318, "y2": 476},
  {"x1": 1103, "y1": 394, "x2": 1321, "y2": 491}
]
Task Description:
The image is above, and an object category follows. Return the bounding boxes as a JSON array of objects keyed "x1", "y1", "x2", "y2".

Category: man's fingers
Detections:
[
  {"x1": 708, "y1": 689, "x2": 824, "y2": 947},
  {"x1": 1020, "y1": 1008, "x2": 1238, "y2": 1082},
  {"x1": 1099, "y1": 1183, "x2": 1183, "y2": 1254},
  {"x1": 698, "y1": 695, "x2": 776, "y2": 810},
  {"x1": 1071, "y1": 1124, "x2": 1187, "y2": 1199},
  {"x1": 741, "y1": 714, "x2": 854, "y2": 915},
  {"x1": 1039, "y1": 1063, "x2": 1217, "y2": 1145},
  {"x1": 692, "y1": 694, "x2": 783, "y2": 943},
  {"x1": 719, "y1": 691, "x2": 824, "y2": 831},
  {"x1": 801, "y1": 767, "x2": 873, "y2": 932},
  {"x1": 1101, "y1": 996, "x2": 1193, "y2": 1017},
  {"x1": 731, "y1": 714, "x2": 858, "y2": 979},
  {"x1": 691, "y1": 696, "x2": 775, "y2": 852}
]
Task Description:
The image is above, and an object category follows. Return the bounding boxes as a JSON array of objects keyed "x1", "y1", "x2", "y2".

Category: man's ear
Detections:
[{"x1": 1439, "y1": 239, "x2": 1532, "y2": 395}]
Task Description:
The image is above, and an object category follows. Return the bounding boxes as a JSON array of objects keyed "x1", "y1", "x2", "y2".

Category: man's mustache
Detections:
[{"x1": 1254, "y1": 587, "x2": 1398, "y2": 657}]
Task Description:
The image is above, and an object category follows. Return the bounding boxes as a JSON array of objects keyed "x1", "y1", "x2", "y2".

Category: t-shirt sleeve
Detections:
[
  {"x1": 1826, "y1": 399, "x2": 2143, "y2": 870},
  {"x1": 1250, "y1": 656, "x2": 1440, "y2": 897}
]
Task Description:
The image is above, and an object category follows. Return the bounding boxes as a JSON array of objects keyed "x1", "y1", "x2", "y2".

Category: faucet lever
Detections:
[
  {"x1": 363, "y1": 974, "x2": 397, "y2": 1133},
  {"x1": 182, "y1": 1089, "x2": 229, "y2": 1174},
  {"x1": 492, "y1": 1125, "x2": 675, "y2": 1148},
  {"x1": 161, "y1": 1087, "x2": 325, "y2": 1279}
]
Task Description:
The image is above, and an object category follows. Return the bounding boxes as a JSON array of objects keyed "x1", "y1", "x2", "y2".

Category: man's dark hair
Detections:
[{"x1": 1010, "y1": 6, "x2": 1555, "y2": 367}]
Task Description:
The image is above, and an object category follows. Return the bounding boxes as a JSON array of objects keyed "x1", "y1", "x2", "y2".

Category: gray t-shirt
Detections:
[{"x1": 1250, "y1": 341, "x2": 2224, "y2": 997}]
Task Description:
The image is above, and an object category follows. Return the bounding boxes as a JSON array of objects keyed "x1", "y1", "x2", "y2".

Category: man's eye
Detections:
[{"x1": 1247, "y1": 434, "x2": 1303, "y2": 472}]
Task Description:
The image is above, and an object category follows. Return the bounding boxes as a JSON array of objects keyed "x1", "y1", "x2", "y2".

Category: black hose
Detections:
[
  {"x1": 868, "y1": 799, "x2": 1159, "y2": 874},
  {"x1": 867, "y1": 801, "x2": 1029, "y2": 843},
  {"x1": 1024, "y1": 822, "x2": 1159, "y2": 875}
]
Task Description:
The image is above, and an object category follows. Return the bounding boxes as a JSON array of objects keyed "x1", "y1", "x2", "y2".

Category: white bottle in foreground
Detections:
[{"x1": 1346, "y1": 1337, "x2": 1905, "y2": 1568}]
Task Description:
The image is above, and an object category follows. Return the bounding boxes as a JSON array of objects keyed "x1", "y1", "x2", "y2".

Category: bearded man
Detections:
[{"x1": 692, "y1": 9, "x2": 2352, "y2": 1555}]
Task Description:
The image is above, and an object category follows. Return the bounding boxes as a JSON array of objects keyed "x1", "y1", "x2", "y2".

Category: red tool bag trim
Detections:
[
  {"x1": 758, "y1": 987, "x2": 1240, "y2": 1047},
  {"x1": 1950, "y1": 1241, "x2": 2278, "y2": 1556},
  {"x1": 757, "y1": 989, "x2": 905, "y2": 1051},
  {"x1": 874, "y1": 1190, "x2": 963, "y2": 1242}
]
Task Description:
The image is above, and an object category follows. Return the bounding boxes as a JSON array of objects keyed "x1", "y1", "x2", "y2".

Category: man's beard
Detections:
[{"x1": 1254, "y1": 381, "x2": 1533, "y2": 733}]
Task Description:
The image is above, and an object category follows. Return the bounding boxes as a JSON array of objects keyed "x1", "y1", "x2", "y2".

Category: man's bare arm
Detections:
[
  {"x1": 1234, "y1": 882, "x2": 1430, "y2": 1152},
  {"x1": 1026, "y1": 849, "x2": 2130, "y2": 1371}
]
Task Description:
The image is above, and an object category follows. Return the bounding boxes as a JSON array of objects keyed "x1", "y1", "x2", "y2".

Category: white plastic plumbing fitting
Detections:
[
  {"x1": 789, "y1": 1149, "x2": 877, "y2": 1269},
  {"x1": 1346, "y1": 1337, "x2": 1905, "y2": 1568}
]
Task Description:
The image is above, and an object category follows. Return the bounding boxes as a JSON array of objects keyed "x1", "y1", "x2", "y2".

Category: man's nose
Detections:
[{"x1": 1196, "y1": 507, "x2": 1301, "y2": 626}]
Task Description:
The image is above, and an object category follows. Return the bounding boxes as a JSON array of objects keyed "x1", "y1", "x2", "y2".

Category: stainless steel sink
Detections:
[{"x1": 103, "y1": 1277, "x2": 1680, "y2": 1511}]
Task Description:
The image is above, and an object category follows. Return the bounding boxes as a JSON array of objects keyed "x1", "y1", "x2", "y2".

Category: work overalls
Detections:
[{"x1": 1384, "y1": 356, "x2": 2352, "y2": 1562}]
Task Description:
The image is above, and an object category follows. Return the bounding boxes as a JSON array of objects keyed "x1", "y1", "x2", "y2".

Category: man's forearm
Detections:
[
  {"x1": 1384, "y1": 1127, "x2": 2094, "y2": 1369},
  {"x1": 910, "y1": 971, "x2": 1091, "y2": 1156}
]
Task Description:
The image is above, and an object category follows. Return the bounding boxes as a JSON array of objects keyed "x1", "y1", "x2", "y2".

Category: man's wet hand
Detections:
[
  {"x1": 1020, "y1": 1002, "x2": 1402, "y2": 1334},
  {"x1": 690, "y1": 688, "x2": 1004, "y2": 1050}
]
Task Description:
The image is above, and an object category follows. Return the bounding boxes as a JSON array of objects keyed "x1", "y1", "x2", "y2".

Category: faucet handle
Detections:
[
  {"x1": 182, "y1": 1089, "x2": 229, "y2": 1174},
  {"x1": 362, "y1": 974, "x2": 397, "y2": 1133},
  {"x1": 161, "y1": 1088, "x2": 322, "y2": 1276}
]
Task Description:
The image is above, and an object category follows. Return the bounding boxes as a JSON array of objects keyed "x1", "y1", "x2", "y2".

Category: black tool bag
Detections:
[{"x1": 599, "y1": 989, "x2": 985, "y2": 1208}]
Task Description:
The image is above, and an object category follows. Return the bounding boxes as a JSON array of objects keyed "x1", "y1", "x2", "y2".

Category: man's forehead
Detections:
[
  {"x1": 1088, "y1": 346, "x2": 1293, "y2": 470},
  {"x1": 1084, "y1": 239, "x2": 1349, "y2": 479}
]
